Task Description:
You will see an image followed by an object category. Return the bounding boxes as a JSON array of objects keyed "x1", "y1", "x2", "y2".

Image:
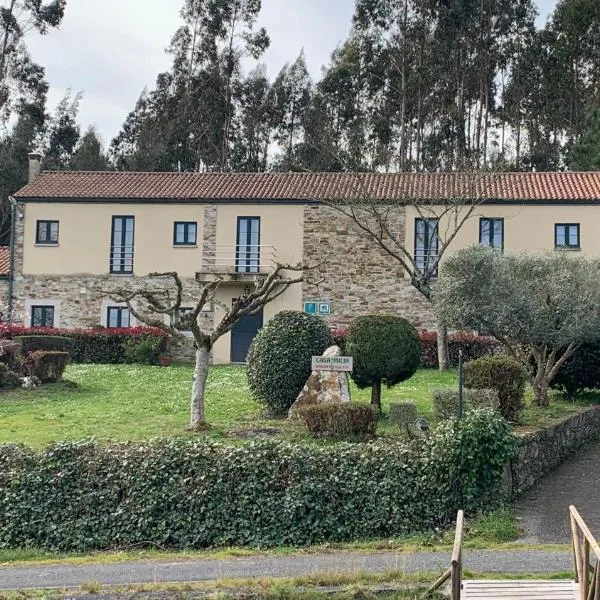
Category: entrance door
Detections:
[{"x1": 230, "y1": 307, "x2": 263, "y2": 363}]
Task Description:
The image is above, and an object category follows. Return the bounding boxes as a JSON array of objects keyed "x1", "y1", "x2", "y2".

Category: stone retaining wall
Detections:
[{"x1": 510, "y1": 406, "x2": 600, "y2": 497}]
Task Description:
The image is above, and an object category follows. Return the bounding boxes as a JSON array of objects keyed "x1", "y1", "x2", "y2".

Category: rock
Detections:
[{"x1": 289, "y1": 345, "x2": 351, "y2": 419}]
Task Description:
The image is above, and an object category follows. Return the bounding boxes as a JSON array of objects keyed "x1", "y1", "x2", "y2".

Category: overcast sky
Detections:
[{"x1": 26, "y1": 0, "x2": 559, "y2": 146}]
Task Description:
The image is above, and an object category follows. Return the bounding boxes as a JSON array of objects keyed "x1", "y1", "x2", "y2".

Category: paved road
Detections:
[
  {"x1": 0, "y1": 550, "x2": 573, "y2": 591},
  {"x1": 514, "y1": 440, "x2": 600, "y2": 544}
]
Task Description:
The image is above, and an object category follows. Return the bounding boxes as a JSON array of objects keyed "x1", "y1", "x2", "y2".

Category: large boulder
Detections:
[{"x1": 288, "y1": 345, "x2": 351, "y2": 419}]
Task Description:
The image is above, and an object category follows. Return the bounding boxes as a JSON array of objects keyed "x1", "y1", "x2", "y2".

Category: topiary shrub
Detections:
[
  {"x1": 347, "y1": 314, "x2": 421, "y2": 412},
  {"x1": 15, "y1": 335, "x2": 73, "y2": 356},
  {"x1": 24, "y1": 351, "x2": 69, "y2": 383},
  {"x1": 463, "y1": 356, "x2": 526, "y2": 423},
  {"x1": 388, "y1": 402, "x2": 417, "y2": 427},
  {"x1": 550, "y1": 342, "x2": 600, "y2": 398},
  {"x1": 246, "y1": 311, "x2": 333, "y2": 416},
  {"x1": 432, "y1": 388, "x2": 499, "y2": 421},
  {"x1": 298, "y1": 403, "x2": 379, "y2": 438},
  {"x1": 0, "y1": 363, "x2": 21, "y2": 389}
]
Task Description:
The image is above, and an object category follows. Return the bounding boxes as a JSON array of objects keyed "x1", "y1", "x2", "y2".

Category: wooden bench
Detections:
[{"x1": 427, "y1": 506, "x2": 600, "y2": 599}]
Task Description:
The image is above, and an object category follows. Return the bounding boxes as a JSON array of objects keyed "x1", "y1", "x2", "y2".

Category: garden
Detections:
[{"x1": 0, "y1": 247, "x2": 599, "y2": 554}]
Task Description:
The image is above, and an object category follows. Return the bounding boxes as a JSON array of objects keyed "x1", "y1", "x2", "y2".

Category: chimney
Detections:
[{"x1": 28, "y1": 152, "x2": 42, "y2": 183}]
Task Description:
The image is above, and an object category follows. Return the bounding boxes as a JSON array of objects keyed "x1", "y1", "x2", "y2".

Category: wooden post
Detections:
[{"x1": 451, "y1": 510, "x2": 464, "y2": 600}]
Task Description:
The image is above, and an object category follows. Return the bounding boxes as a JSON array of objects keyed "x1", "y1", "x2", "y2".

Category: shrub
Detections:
[
  {"x1": 388, "y1": 402, "x2": 417, "y2": 427},
  {"x1": 24, "y1": 351, "x2": 69, "y2": 383},
  {"x1": 347, "y1": 314, "x2": 421, "y2": 410},
  {"x1": 432, "y1": 388, "x2": 499, "y2": 421},
  {"x1": 0, "y1": 325, "x2": 168, "y2": 364},
  {"x1": 299, "y1": 404, "x2": 379, "y2": 438},
  {"x1": 0, "y1": 410, "x2": 515, "y2": 551},
  {"x1": 332, "y1": 328, "x2": 348, "y2": 354},
  {"x1": 15, "y1": 335, "x2": 73, "y2": 356},
  {"x1": 0, "y1": 363, "x2": 21, "y2": 389},
  {"x1": 463, "y1": 357, "x2": 526, "y2": 422},
  {"x1": 550, "y1": 342, "x2": 600, "y2": 398},
  {"x1": 123, "y1": 336, "x2": 164, "y2": 365},
  {"x1": 419, "y1": 331, "x2": 500, "y2": 369},
  {"x1": 246, "y1": 311, "x2": 333, "y2": 416}
]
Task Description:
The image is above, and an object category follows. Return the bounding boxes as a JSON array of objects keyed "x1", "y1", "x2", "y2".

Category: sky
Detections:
[{"x1": 26, "y1": 0, "x2": 559, "y2": 146}]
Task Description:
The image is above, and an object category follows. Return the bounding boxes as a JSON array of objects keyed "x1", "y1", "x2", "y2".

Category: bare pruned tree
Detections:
[
  {"x1": 320, "y1": 170, "x2": 487, "y2": 370},
  {"x1": 108, "y1": 264, "x2": 305, "y2": 429}
]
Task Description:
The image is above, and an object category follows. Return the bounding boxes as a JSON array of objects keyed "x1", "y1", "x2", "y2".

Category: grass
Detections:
[
  {"x1": 0, "y1": 363, "x2": 594, "y2": 447},
  {"x1": 0, "y1": 364, "x2": 456, "y2": 447}
]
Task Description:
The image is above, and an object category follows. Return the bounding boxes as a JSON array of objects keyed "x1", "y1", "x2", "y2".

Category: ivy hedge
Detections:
[
  {"x1": 0, "y1": 325, "x2": 168, "y2": 364},
  {"x1": 0, "y1": 409, "x2": 515, "y2": 551}
]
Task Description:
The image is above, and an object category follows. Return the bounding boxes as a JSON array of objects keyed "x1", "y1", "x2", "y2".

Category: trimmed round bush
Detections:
[
  {"x1": 463, "y1": 356, "x2": 526, "y2": 423},
  {"x1": 298, "y1": 404, "x2": 378, "y2": 438},
  {"x1": 246, "y1": 311, "x2": 333, "y2": 416},
  {"x1": 347, "y1": 314, "x2": 421, "y2": 410}
]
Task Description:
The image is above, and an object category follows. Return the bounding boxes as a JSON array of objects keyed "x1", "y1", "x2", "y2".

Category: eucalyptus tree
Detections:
[
  {"x1": 436, "y1": 246, "x2": 600, "y2": 406},
  {"x1": 71, "y1": 127, "x2": 110, "y2": 171},
  {"x1": 0, "y1": 0, "x2": 65, "y2": 121}
]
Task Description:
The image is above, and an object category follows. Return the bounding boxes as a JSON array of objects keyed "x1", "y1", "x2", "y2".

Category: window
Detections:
[
  {"x1": 173, "y1": 222, "x2": 197, "y2": 246},
  {"x1": 555, "y1": 223, "x2": 580, "y2": 249},
  {"x1": 414, "y1": 218, "x2": 439, "y2": 273},
  {"x1": 479, "y1": 218, "x2": 504, "y2": 249},
  {"x1": 110, "y1": 216, "x2": 135, "y2": 273},
  {"x1": 236, "y1": 217, "x2": 260, "y2": 273},
  {"x1": 106, "y1": 306, "x2": 130, "y2": 328},
  {"x1": 36, "y1": 220, "x2": 59, "y2": 245},
  {"x1": 31, "y1": 305, "x2": 55, "y2": 327}
]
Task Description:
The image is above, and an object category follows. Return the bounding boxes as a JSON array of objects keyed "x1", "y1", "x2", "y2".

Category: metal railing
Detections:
[
  {"x1": 203, "y1": 245, "x2": 277, "y2": 274},
  {"x1": 110, "y1": 245, "x2": 134, "y2": 274},
  {"x1": 571, "y1": 505, "x2": 600, "y2": 600}
]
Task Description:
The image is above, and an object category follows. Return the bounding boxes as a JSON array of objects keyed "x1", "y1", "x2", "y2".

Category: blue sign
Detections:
[
  {"x1": 305, "y1": 301, "x2": 332, "y2": 316},
  {"x1": 304, "y1": 302, "x2": 317, "y2": 315}
]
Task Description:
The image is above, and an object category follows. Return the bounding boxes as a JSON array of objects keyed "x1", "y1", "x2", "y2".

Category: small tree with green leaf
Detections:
[
  {"x1": 347, "y1": 314, "x2": 421, "y2": 412},
  {"x1": 436, "y1": 246, "x2": 600, "y2": 406}
]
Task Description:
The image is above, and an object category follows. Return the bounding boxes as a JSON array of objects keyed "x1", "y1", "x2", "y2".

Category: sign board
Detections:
[
  {"x1": 304, "y1": 301, "x2": 332, "y2": 316},
  {"x1": 312, "y1": 355, "x2": 353, "y2": 372}
]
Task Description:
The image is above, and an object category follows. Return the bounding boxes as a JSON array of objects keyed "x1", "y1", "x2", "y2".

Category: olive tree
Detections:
[
  {"x1": 108, "y1": 265, "x2": 304, "y2": 429},
  {"x1": 347, "y1": 314, "x2": 421, "y2": 412},
  {"x1": 436, "y1": 246, "x2": 600, "y2": 406}
]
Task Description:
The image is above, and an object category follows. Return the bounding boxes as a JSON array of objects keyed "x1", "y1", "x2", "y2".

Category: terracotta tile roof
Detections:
[
  {"x1": 14, "y1": 170, "x2": 600, "y2": 202},
  {"x1": 0, "y1": 246, "x2": 9, "y2": 276}
]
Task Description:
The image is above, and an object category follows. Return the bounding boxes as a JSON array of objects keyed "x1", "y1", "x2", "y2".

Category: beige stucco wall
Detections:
[
  {"x1": 211, "y1": 204, "x2": 304, "y2": 363},
  {"x1": 404, "y1": 204, "x2": 600, "y2": 265},
  {"x1": 22, "y1": 203, "x2": 206, "y2": 276}
]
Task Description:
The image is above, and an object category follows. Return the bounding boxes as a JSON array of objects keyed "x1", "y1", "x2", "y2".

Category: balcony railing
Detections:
[
  {"x1": 198, "y1": 245, "x2": 277, "y2": 281},
  {"x1": 110, "y1": 245, "x2": 134, "y2": 274}
]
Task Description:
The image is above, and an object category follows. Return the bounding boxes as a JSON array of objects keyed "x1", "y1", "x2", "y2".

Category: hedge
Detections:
[
  {"x1": 0, "y1": 325, "x2": 168, "y2": 364},
  {"x1": 0, "y1": 409, "x2": 515, "y2": 551},
  {"x1": 419, "y1": 331, "x2": 500, "y2": 368},
  {"x1": 332, "y1": 328, "x2": 499, "y2": 369}
]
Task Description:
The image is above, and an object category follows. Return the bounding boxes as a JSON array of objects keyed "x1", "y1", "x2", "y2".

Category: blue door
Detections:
[{"x1": 230, "y1": 307, "x2": 263, "y2": 363}]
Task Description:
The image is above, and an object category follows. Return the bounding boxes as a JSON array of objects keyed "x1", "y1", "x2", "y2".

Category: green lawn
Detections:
[{"x1": 0, "y1": 363, "x2": 594, "y2": 447}]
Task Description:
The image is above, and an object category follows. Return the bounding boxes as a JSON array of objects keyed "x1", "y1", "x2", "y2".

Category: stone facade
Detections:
[
  {"x1": 302, "y1": 205, "x2": 435, "y2": 330},
  {"x1": 509, "y1": 406, "x2": 600, "y2": 497},
  {"x1": 9, "y1": 198, "x2": 436, "y2": 362}
]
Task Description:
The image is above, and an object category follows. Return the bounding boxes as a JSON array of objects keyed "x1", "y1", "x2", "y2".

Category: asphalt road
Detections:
[{"x1": 0, "y1": 549, "x2": 574, "y2": 591}]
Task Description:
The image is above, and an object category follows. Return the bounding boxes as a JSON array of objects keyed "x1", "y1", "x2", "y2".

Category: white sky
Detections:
[{"x1": 26, "y1": 0, "x2": 559, "y2": 146}]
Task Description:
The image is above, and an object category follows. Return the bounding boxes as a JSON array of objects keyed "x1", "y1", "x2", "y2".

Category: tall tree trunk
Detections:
[
  {"x1": 190, "y1": 344, "x2": 211, "y2": 428},
  {"x1": 0, "y1": 0, "x2": 17, "y2": 85},
  {"x1": 437, "y1": 322, "x2": 450, "y2": 371},
  {"x1": 371, "y1": 379, "x2": 382, "y2": 412}
]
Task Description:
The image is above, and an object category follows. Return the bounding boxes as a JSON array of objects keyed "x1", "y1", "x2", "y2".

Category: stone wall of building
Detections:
[
  {"x1": 509, "y1": 406, "x2": 600, "y2": 498},
  {"x1": 302, "y1": 205, "x2": 436, "y2": 330}
]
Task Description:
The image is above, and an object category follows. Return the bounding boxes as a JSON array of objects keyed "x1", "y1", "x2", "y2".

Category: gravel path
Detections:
[
  {"x1": 0, "y1": 549, "x2": 573, "y2": 591},
  {"x1": 514, "y1": 440, "x2": 600, "y2": 544}
]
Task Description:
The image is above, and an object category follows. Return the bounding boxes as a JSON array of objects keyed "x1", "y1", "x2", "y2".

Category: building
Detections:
[{"x1": 11, "y1": 153, "x2": 600, "y2": 363}]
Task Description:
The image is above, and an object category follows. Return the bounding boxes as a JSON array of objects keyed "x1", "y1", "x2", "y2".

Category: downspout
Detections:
[{"x1": 7, "y1": 195, "x2": 16, "y2": 323}]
